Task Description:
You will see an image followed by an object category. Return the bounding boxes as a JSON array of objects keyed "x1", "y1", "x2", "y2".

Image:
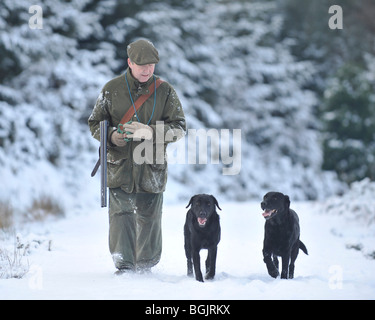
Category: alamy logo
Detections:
[
  {"x1": 28, "y1": 5, "x2": 43, "y2": 29},
  {"x1": 131, "y1": 122, "x2": 242, "y2": 176},
  {"x1": 328, "y1": 265, "x2": 343, "y2": 290},
  {"x1": 28, "y1": 264, "x2": 43, "y2": 290},
  {"x1": 328, "y1": 5, "x2": 343, "y2": 30}
]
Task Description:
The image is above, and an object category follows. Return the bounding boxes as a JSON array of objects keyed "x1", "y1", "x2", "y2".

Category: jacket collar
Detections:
[{"x1": 125, "y1": 67, "x2": 154, "y2": 92}]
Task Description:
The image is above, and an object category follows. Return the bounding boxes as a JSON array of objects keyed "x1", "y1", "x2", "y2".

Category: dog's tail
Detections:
[{"x1": 299, "y1": 240, "x2": 308, "y2": 255}]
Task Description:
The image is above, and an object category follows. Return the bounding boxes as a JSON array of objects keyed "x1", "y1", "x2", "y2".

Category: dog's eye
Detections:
[{"x1": 207, "y1": 202, "x2": 211, "y2": 206}]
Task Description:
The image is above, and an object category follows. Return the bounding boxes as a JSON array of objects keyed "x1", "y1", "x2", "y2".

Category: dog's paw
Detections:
[
  {"x1": 281, "y1": 270, "x2": 289, "y2": 279},
  {"x1": 205, "y1": 273, "x2": 215, "y2": 281},
  {"x1": 268, "y1": 269, "x2": 280, "y2": 279},
  {"x1": 195, "y1": 273, "x2": 204, "y2": 282}
]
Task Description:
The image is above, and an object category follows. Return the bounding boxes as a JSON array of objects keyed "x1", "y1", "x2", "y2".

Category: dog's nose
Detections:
[{"x1": 199, "y1": 211, "x2": 206, "y2": 217}]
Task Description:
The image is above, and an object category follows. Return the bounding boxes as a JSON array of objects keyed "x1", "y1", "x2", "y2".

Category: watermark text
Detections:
[
  {"x1": 328, "y1": 5, "x2": 343, "y2": 30},
  {"x1": 28, "y1": 5, "x2": 43, "y2": 29},
  {"x1": 129, "y1": 122, "x2": 242, "y2": 176}
]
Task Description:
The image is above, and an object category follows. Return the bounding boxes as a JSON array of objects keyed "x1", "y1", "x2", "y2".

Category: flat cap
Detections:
[{"x1": 127, "y1": 39, "x2": 159, "y2": 65}]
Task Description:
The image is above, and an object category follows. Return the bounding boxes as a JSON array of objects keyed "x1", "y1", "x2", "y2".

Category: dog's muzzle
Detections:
[
  {"x1": 262, "y1": 209, "x2": 276, "y2": 220},
  {"x1": 197, "y1": 217, "x2": 207, "y2": 226}
]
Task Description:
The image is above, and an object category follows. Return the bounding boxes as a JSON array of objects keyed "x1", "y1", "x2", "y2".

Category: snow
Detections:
[
  {"x1": 1, "y1": 0, "x2": 374, "y2": 302},
  {"x1": 1, "y1": 200, "x2": 374, "y2": 300}
]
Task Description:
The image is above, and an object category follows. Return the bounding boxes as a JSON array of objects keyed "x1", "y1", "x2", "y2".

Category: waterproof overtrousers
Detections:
[{"x1": 109, "y1": 188, "x2": 163, "y2": 271}]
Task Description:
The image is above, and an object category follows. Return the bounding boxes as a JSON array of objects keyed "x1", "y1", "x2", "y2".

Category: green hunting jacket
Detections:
[{"x1": 88, "y1": 68, "x2": 186, "y2": 193}]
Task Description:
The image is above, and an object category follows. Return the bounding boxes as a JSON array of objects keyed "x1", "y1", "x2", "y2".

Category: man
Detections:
[{"x1": 88, "y1": 39, "x2": 186, "y2": 273}]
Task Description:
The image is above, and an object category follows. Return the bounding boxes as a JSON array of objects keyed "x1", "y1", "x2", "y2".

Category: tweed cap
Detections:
[{"x1": 127, "y1": 39, "x2": 159, "y2": 65}]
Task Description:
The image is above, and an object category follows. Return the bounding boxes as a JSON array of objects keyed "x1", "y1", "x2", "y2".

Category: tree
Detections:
[
  {"x1": 322, "y1": 63, "x2": 375, "y2": 182},
  {"x1": 278, "y1": 0, "x2": 375, "y2": 184}
]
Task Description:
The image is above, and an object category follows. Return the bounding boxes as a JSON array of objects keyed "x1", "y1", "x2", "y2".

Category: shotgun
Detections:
[{"x1": 91, "y1": 120, "x2": 108, "y2": 207}]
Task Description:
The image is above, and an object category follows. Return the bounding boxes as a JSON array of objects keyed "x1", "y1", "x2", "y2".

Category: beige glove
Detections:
[
  {"x1": 110, "y1": 129, "x2": 128, "y2": 147},
  {"x1": 123, "y1": 122, "x2": 153, "y2": 140}
]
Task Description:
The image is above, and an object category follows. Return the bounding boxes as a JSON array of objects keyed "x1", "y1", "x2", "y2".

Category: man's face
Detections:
[{"x1": 128, "y1": 58, "x2": 155, "y2": 83}]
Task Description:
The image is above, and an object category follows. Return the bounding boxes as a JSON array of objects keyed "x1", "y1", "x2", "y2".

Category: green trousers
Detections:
[{"x1": 108, "y1": 188, "x2": 163, "y2": 271}]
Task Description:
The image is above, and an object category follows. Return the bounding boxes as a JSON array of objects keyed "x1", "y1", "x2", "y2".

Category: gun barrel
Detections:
[{"x1": 100, "y1": 120, "x2": 108, "y2": 207}]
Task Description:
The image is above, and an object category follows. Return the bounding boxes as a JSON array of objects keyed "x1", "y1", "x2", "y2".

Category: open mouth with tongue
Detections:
[
  {"x1": 197, "y1": 217, "x2": 207, "y2": 227},
  {"x1": 262, "y1": 209, "x2": 277, "y2": 220}
]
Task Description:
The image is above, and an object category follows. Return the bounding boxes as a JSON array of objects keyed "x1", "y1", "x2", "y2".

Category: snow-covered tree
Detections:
[
  {"x1": 0, "y1": 0, "x2": 116, "y2": 210},
  {"x1": 133, "y1": 0, "x2": 342, "y2": 200},
  {"x1": 0, "y1": 0, "x2": 346, "y2": 214},
  {"x1": 322, "y1": 63, "x2": 375, "y2": 183}
]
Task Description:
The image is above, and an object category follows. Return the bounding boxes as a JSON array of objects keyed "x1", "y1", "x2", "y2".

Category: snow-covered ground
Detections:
[{"x1": 1, "y1": 200, "x2": 374, "y2": 300}]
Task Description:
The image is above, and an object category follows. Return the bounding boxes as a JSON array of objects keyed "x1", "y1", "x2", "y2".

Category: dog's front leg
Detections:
[
  {"x1": 280, "y1": 254, "x2": 290, "y2": 279},
  {"x1": 186, "y1": 257, "x2": 193, "y2": 277},
  {"x1": 263, "y1": 250, "x2": 279, "y2": 278},
  {"x1": 192, "y1": 250, "x2": 203, "y2": 282},
  {"x1": 205, "y1": 246, "x2": 217, "y2": 280},
  {"x1": 184, "y1": 225, "x2": 193, "y2": 277}
]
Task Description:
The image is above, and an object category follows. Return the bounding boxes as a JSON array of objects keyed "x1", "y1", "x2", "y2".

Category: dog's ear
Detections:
[
  {"x1": 284, "y1": 195, "x2": 290, "y2": 209},
  {"x1": 186, "y1": 196, "x2": 195, "y2": 208},
  {"x1": 211, "y1": 195, "x2": 222, "y2": 211}
]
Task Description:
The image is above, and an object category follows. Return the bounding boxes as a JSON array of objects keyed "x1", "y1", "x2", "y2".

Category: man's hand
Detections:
[
  {"x1": 123, "y1": 122, "x2": 153, "y2": 140},
  {"x1": 111, "y1": 130, "x2": 128, "y2": 147}
]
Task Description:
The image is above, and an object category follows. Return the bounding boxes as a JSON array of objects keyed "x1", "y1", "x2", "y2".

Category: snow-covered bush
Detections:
[
  {"x1": 145, "y1": 0, "x2": 344, "y2": 201},
  {"x1": 0, "y1": 202, "x2": 14, "y2": 230},
  {"x1": 0, "y1": 231, "x2": 52, "y2": 279},
  {"x1": 0, "y1": 0, "x2": 346, "y2": 214},
  {"x1": 0, "y1": 0, "x2": 114, "y2": 211},
  {"x1": 322, "y1": 178, "x2": 375, "y2": 226},
  {"x1": 0, "y1": 244, "x2": 29, "y2": 279}
]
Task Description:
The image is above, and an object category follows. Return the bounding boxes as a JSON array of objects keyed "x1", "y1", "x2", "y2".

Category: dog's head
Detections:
[
  {"x1": 186, "y1": 194, "x2": 221, "y2": 228},
  {"x1": 261, "y1": 192, "x2": 290, "y2": 220}
]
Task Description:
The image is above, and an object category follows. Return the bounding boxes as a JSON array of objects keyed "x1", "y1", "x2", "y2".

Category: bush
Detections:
[
  {"x1": 25, "y1": 195, "x2": 64, "y2": 222},
  {"x1": 322, "y1": 178, "x2": 375, "y2": 226},
  {"x1": 0, "y1": 202, "x2": 14, "y2": 230},
  {"x1": 0, "y1": 243, "x2": 29, "y2": 279},
  {"x1": 321, "y1": 64, "x2": 375, "y2": 183}
]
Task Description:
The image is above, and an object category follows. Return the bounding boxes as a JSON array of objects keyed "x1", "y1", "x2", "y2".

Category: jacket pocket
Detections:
[
  {"x1": 140, "y1": 163, "x2": 167, "y2": 193},
  {"x1": 107, "y1": 158, "x2": 131, "y2": 189}
]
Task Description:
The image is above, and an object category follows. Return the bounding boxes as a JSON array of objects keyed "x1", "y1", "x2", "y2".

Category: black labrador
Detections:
[
  {"x1": 261, "y1": 192, "x2": 308, "y2": 279},
  {"x1": 184, "y1": 194, "x2": 221, "y2": 282}
]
